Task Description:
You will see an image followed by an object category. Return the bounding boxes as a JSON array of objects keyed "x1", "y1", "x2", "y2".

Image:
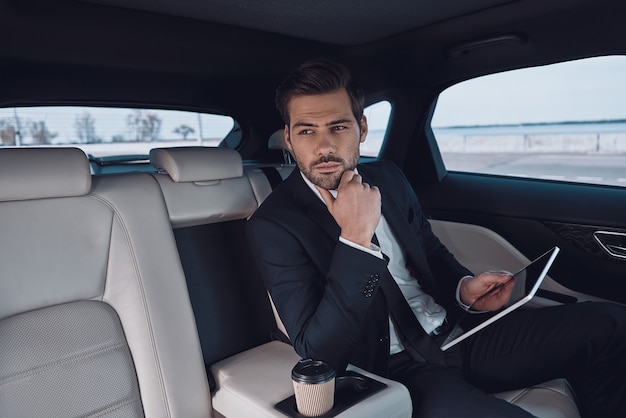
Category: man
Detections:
[{"x1": 247, "y1": 58, "x2": 626, "y2": 417}]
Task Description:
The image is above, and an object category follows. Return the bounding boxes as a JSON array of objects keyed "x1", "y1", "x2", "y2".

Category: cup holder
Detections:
[{"x1": 275, "y1": 371, "x2": 387, "y2": 417}]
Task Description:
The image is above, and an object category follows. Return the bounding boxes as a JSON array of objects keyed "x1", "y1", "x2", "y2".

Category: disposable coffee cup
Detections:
[{"x1": 291, "y1": 359, "x2": 336, "y2": 417}]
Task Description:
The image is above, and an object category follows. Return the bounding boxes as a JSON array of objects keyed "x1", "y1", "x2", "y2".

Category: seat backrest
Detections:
[
  {"x1": 268, "y1": 128, "x2": 294, "y2": 166},
  {"x1": 150, "y1": 147, "x2": 278, "y2": 378},
  {"x1": 0, "y1": 148, "x2": 211, "y2": 418}
]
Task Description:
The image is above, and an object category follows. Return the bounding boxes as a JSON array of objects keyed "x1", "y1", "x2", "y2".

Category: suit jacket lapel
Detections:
[{"x1": 284, "y1": 169, "x2": 341, "y2": 241}]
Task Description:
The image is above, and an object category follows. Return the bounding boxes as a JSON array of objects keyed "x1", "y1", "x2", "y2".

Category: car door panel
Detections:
[{"x1": 413, "y1": 172, "x2": 626, "y2": 304}]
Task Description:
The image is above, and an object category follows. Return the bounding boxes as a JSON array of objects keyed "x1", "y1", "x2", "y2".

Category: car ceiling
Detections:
[
  {"x1": 2, "y1": 0, "x2": 624, "y2": 86},
  {"x1": 75, "y1": 0, "x2": 513, "y2": 45}
]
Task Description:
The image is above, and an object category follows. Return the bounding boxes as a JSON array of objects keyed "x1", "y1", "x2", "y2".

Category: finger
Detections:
[
  {"x1": 342, "y1": 170, "x2": 356, "y2": 182},
  {"x1": 488, "y1": 278, "x2": 515, "y2": 304},
  {"x1": 496, "y1": 285, "x2": 513, "y2": 304},
  {"x1": 486, "y1": 270, "x2": 513, "y2": 279},
  {"x1": 483, "y1": 271, "x2": 513, "y2": 286},
  {"x1": 493, "y1": 275, "x2": 513, "y2": 286},
  {"x1": 370, "y1": 185, "x2": 381, "y2": 198},
  {"x1": 334, "y1": 171, "x2": 351, "y2": 190},
  {"x1": 503, "y1": 277, "x2": 515, "y2": 291},
  {"x1": 315, "y1": 186, "x2": 335, "y2": 207},
  {"x1": 350, "y1": 173, "x2": 362, "y2": 183}
]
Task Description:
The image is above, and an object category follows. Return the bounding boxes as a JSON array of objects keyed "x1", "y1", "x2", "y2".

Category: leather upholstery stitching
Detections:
[
  {"x1": 85, "y1": 395, "x2": 143, "y2": 418},
  {"x1": 0, "y1": 340, "x2": 127, "y2": 386}
]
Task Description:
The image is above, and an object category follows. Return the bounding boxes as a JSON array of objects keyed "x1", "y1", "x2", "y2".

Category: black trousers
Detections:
[{"x1": 388, "y1": 302, "x2": 626, "y2": 418}]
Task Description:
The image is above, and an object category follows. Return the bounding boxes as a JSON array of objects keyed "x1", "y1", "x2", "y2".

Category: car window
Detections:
[
  {"x1": 361, "y1": 100, "x2": 392, "y2": 157},
  {"x1": 0, "y1": 106, "x2": 237, "y2": 157},
  {"x1": 431, "y1": 55, "x2": 626, "y2": 187}
]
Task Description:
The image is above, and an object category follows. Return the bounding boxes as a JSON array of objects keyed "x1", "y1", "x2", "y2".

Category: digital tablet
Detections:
[{"x1": 440, "y1": 246, "x2": 560, "y2": 351}]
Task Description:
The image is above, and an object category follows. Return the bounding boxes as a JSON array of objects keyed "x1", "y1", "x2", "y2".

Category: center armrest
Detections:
[{"x1": 210, "y1": 341, "x2": 412, "y2": 418}]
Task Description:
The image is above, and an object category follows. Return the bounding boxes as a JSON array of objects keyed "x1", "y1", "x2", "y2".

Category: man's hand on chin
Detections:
[{"x1": 316, "y1": 170, "x2": 381, "y2": 248}]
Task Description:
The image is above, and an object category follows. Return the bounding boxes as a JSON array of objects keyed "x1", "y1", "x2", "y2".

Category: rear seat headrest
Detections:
[
  {"x1": 268, "y1": 129, "x2": 289, "y2": 151},
  {"x1": 150, "y1": 147, "x2": 243, "y2": 182},
  {"x1": 268, "y1": 129, "x2": 294, "y2": 166},
  {"x1": 0, "y1": 148, "x2": 91, "y2": 202}
]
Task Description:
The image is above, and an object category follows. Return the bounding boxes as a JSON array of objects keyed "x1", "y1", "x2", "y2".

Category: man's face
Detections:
[{"x1": 285, "y1": 88, "x2": 368, "y2": 190}]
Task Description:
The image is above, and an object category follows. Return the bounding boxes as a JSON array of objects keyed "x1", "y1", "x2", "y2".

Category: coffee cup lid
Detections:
[{"x1": 291, "y1": 359, "x2": 336, "y2": 384}]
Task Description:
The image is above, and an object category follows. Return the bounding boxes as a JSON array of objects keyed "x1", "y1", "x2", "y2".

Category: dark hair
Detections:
[{"x1": 275, "y1": 58, "x2": 365, "y2": 125}]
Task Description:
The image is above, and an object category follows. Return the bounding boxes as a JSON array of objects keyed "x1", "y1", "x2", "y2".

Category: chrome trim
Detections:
[{"x1": 593, "y1": 231, "x2": 626, "y2": 260}]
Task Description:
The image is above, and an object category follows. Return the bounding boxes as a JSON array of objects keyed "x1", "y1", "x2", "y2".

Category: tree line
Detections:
[{"x1": 0, "y1": 109, "x2": 197, "y2": 145}]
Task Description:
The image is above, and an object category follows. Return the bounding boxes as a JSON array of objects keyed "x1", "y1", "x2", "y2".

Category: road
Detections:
[{"x1": 441, "y1": 153, "x2": 626, "y2": 187}]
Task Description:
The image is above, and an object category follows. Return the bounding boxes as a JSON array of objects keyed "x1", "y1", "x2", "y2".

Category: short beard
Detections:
[{"x1": 298, "y1": 153, "x2": 359, "y2": 190}]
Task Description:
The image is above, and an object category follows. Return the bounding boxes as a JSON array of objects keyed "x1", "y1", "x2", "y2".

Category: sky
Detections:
[{"x1": 431, "y1": 55, "x2": 626, "y2": 127}]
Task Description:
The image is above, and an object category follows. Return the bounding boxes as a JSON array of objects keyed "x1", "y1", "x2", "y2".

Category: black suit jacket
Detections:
[{"x1": 247, "y1": 160, "x2": 471, "y2": 376}]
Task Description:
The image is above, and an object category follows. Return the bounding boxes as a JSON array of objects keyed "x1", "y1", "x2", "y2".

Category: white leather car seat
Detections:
[
  {"x1": 268, "y1": 128, "x2": 294, "y2": 167},
  {"x1": 150, "y1": 146, "x2": 412, "y2": 418},
  {"x1": 0, "y1": 148, "x2": 212, "y2": 417}
]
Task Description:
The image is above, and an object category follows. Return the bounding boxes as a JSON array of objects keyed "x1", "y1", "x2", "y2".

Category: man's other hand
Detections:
[{"x1": 460, "y1": 271, "x2": 515, "y2": 311}]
